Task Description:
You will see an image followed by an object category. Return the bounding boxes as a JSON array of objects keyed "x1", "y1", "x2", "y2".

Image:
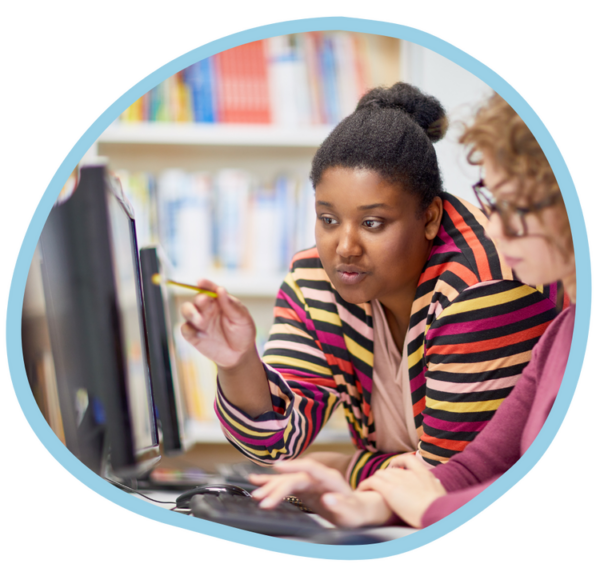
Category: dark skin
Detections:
[
  {"x1": 180, "y1": 167, "x2": 443, "y2": 472},
  {"x1": 314, "y1": 167, "x2": 443, "y2": 352}
]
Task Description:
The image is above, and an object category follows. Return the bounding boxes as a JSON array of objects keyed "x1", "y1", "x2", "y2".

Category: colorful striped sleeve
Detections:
[
  {"x1": 346, "y1": 450, "x2": 398, "y2": 488},
  {"x1": 214, "y1": 268, "x2": 343, "y2": 464},
  {"x1": 418, "y1": 279, "x2": 559, "y2": 466}
]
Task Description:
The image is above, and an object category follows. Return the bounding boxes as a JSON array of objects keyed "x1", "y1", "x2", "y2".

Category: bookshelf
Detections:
[
  {"x1": 91, "y1": 32, "x2": 402, "y2": 447},
  {"x1": 98, "y1": 123, "x2": 334, "y2": 147}
]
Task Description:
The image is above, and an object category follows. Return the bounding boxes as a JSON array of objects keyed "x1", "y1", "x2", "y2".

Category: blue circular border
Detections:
[{"x1": 6, "y1": 16, "x2": 591, "y2": 560}]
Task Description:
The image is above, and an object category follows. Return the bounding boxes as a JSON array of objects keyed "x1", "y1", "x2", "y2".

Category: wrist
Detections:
[
  {"x1": 216, "y1": 346, "x2": 272, "y2": 419},
  {"x1": 360, "y1": 491, "x2": 394, "y2": 526},
  {"x1": 217, "y1": 344, "x2": 259, "y2": 372}
]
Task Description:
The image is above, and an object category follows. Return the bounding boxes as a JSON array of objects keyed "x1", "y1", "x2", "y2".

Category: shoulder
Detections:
[
  {"x1": 432, "y1": 192, "x2": 513, "y2": 286},
  {"x1": 442, "y1": 278, "x2": 558, "y2": 314},
  {"x1": 286, "y1": 246, "x2": 332, "y2": 293}
]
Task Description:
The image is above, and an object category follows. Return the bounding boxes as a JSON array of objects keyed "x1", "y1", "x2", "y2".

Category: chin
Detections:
[
  {"x1": 331, "y1": 283, "x2": 371, "y2": 305},
  {"x1": 515, "y1": 266, "x2": 556, "y2": 288}
]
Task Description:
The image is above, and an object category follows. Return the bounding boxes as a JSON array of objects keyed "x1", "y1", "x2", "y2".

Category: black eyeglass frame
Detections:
[{"x1": 472, "y1": 179, "x2": 562, "y2": 238}]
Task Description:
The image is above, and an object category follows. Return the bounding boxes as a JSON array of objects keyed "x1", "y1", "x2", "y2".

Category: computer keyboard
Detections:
[{"x1": 189, "y1": 492, "x2": 325, "y2": 537}]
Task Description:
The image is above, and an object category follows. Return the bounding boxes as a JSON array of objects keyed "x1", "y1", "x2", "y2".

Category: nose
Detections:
[{"x1": 336, "y1": 224, "x2": 363, "y2": 259}]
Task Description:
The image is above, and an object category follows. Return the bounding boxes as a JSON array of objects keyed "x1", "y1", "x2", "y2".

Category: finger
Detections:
[
  {"x1": 180, "y1": 300, "x2": 213, "y2": 329},
  {"x1": 180, "y1": 321, "x2": 201, "y2": 343},
  {"x1": 192, "y1": 292, "x2": 217, "y2": 309},
  {"x1": 387, "y1": 453, "x2": 414, "y2": 469},
  {"x1": 182, "y1": 298, "x2": 219, "y2": 334},
  {"x1": 357, "y1": 474, "x2": 393, "y2": 493},
  {"x1": 275, "y1": 460, "x2": 351, "y2": 493},
  {"x1": 251, "y1": 473, "x2": 311, "y2": 509},
  {"x1": 217, "y1": 287, "x2": 250, "y2": 321},
  {"x1": 390, "y1": 455, "x2": 432, "y2": 480},
  {"x1": 247, "y1": 473, "x2": 274, "y2": 486},
  {"x1": 180, "y1": 301, "x2": 202, "y2": 326},
  {"x1": 195, "y1": 278, "x2": 220, "y2": 292}
]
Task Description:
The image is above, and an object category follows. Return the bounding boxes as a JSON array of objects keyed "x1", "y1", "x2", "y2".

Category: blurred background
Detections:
[{"x1": 26, "y1": 32, "x2": 493, "y2": 465}]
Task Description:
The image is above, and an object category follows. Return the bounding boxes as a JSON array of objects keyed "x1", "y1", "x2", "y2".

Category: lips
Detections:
[
  {"x1": 335, "y1": 266, "x2": 369, "y2": 286},
  {"x1": 503, "y1": 255, "x2": 523, "y2": 268}
]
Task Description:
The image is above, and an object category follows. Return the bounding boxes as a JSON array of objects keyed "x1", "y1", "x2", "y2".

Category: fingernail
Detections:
[
  {"x1": 252, "y1": 488, "x2": 264, "y2": 498},
  {"x1": 259, "y1": 498, "x2": 274, "y2": 508}
]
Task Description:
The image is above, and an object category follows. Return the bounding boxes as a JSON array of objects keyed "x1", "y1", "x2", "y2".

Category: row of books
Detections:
[
  {"x1": 117, "y1": 168, "x2": 317, "y2": 280},
  {"x1": 119, "y1": 32, "x2": 388, "y2": 127}
]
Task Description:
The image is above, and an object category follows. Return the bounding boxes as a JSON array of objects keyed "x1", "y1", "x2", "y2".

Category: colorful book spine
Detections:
[
  {"x1": 214, "y1": 40, "x2": 271, "y2": 124},
  {"x1": 185, "y1": 59, "x2": 217, "y2": 122},
  {"x1": 213, "y1": 169, "x2": 252, "y2": 268},
  {"x1": 128, "y1": 167, "x2": 313, "y2": 275},
  {"x1": 118, "y1": 32, "x2": 384, "y2": 126}
]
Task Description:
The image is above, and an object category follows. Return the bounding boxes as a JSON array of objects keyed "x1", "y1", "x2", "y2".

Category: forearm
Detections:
[
  {"x1": 421, "y1": 477, "x2": 497, "y2": 527},
  {"x1": 217, "y1": 346, "x2": 272, "y2": 418},
  {"x1": 216, "y1": 271, "x2": 341, "y2": 460}
]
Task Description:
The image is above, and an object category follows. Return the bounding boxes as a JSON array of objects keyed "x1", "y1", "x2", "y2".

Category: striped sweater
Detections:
[{"x1": 215, "y1": 193, "x2": 567, "y2": 487}]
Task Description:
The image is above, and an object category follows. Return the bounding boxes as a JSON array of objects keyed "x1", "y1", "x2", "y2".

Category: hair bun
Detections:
[{"x1": 356, "y1": 82, "x2": 448, "y2": 143}]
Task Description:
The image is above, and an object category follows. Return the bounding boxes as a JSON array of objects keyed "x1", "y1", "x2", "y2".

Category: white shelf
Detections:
[
  {"x1": 186, "y1": 420, "x2": 351, "y2": 445},
  {"x1": 99, "y1": 123, "x2": 335, "y2": 148}
]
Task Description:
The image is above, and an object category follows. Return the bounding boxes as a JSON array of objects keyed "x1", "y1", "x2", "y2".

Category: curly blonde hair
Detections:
[{"x1": 461, "y1": 93, "x2": 572, "y2": 254}]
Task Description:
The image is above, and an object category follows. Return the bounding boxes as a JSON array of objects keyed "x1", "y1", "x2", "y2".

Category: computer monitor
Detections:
[
  {"x1": 36, "y1": 160, "x2": 161, "y2": 479},
  {"x1": 139, "y1": 246, "x2": 189, "y2": 455}
]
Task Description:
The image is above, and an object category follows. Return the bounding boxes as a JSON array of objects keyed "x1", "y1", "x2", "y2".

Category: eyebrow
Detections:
[{"x1": 316, "y1": 201, "x2": 391, "y2": 210}]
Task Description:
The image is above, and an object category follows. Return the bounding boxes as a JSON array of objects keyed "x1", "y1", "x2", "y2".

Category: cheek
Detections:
[
  {"x1": 367, "y1": 229, "x2": 425, "y2": 274},
  {"x1": 513, "y1": 239, "x2": 567, "y2": 285},
  {"x1": 314, "y1": 227, "x2": 340, "y2": 275}
]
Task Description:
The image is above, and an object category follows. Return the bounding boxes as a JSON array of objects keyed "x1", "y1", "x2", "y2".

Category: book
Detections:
[
  {"x1": 214, "y1": 40, "x2": 271, "y2": 124},
  {"x1": 118, "y1": 32, "x2": 391, "y2": 127}
]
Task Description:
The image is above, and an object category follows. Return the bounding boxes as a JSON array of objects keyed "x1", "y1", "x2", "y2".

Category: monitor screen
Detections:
[
  {"x1": 140, "y1": 246, "x2": 188, "y2": 455},
  {"x1": 107, "y1": 192, "x2": 157, "y2": 456},
  {"x1": 36, "y1": 161, "x2": 161, "y2": 479}
]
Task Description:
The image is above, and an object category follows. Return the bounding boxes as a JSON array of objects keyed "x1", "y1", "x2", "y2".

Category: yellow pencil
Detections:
[{"x1": 151, "y1": 273, "x2": 218, "y2": 298}]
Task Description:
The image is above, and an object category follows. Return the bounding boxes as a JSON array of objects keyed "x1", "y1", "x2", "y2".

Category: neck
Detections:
[
  {"x1": 378, "y1": 286, "x2": 417, "y2": 353},
  {"x1": 562, "y1": 272, "x2": 577, "y2": 304}
]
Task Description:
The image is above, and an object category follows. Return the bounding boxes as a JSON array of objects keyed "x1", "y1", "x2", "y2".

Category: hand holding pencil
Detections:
[{"x1": 179, "y1": 277, "x2": 257, "y2": 370}]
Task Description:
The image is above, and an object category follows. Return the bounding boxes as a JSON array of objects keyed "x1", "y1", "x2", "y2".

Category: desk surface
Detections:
[{"x1": 130, "y1": 490, "x2": 418, "y2": 544}]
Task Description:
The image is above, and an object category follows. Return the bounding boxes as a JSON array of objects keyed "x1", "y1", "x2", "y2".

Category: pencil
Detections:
[{"x1": 151, "y1": 273, "x2": 218, "y2": 298}]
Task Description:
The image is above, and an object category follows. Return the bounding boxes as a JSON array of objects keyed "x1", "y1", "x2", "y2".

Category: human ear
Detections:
[{"x1": 424, "y1": 196, "x2": 443, "y2": 241}]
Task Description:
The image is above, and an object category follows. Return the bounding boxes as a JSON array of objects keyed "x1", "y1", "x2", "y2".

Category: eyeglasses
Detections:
[{"x1": 472, "y1": 179, "x2": 561, "y2": 238}]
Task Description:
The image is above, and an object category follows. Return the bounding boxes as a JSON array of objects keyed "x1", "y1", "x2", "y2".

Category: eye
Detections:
[
  {"x1": 320, "y1": 216, "x2": 338, "y2": 226},
  {"x1": 363, "y1": 219, "x2": 383, "y2": 229}
]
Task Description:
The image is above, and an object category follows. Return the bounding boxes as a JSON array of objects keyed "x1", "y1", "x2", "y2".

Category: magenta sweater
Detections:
[{"x1": 422, "y1": 305, "x2": 575, "y2": 527}]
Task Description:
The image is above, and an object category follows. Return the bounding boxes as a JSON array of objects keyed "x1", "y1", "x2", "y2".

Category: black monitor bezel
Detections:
[{"x1": 38, "y1": 162, "x2": 161, "y2": 479}]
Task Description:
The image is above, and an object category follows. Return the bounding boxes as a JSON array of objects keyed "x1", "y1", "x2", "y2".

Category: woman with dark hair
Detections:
[
  {"x1": 181, "y1": 83, "x2": 565, "y2": 503},
  {"x1": 250, "y1": 93, "x2": 576, "y2": 528}
]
